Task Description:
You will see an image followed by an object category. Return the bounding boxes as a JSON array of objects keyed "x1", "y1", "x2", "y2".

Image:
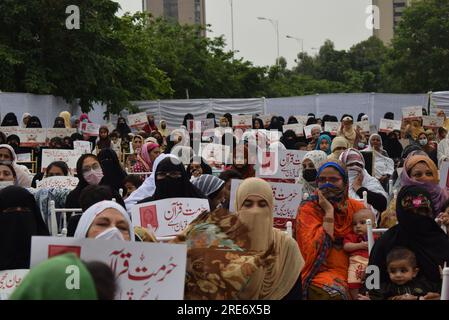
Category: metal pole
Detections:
[
  {"x1": 276, "y1": 20, "x2": 280, "y2": 64},
  {"x1": 230, "y1": 0, "x2": 235, "y2": 52}
]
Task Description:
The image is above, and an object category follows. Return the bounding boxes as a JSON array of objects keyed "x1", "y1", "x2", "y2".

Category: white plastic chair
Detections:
[
  {"x1": 366, "y1": 218, "x2": 388, "y2": 255},
  {"x1": 48, "y1": 200, "x2": 82, "y2": 237},
  {"x1": 441, "y1": 263, "x2": 449, "y2": 300}
]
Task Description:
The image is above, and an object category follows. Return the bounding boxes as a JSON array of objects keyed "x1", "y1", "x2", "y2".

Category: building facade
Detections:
[{"x1": 372, "y1": 0, "x2": 414, "y2": 45}]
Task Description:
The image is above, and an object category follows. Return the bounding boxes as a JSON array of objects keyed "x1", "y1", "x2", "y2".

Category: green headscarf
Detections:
[{"x1": 10, "y1": 253, "x2": 98, "y2": 300}]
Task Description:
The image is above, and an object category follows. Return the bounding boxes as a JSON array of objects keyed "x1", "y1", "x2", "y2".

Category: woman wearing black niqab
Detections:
[
  {"x1": 1, "y1": 113, "x2": 19, "y2": 127},
  {"x1": 0, "y1": 186, "x2": 49, "y2": 270},
  {"x1": 97, "y1": 148, "x2": 127, "y2": 193},
  {"x1": 368, "y1": 185, "x2": 449, "y2": 286},
  {"x1": 138, "y1": 157, "x2": 205, "y2": 203},
  {"x1": 26, "y1": 116, "x2": 43, "y2": 128},
  {"x1": 116, "y1": 117, "x2": 131, "y2": 139}
]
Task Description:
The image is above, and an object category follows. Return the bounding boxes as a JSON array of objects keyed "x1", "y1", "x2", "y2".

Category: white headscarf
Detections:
[
  {"x1": 125, "y1": 154, "x2": 178, "y2": 213},
  {"x1": 297, "y1": 150, "x2": 328, "y2": 196},
  {"x1": 74, "y1": 200, "x2": 134, "y2": 241},
  {"x1": 21, "y1": 113, "x2": 31, "y2": 128},
  {"x1": 0, "y1": 144, "x2": 32, "y2": 187}
]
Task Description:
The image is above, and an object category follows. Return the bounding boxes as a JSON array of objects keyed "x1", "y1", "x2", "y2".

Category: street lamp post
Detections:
[
  {"x1": 257, "y1": 16, "x2": 280, "y2": 65},
  {"x1": 286, "y1": 35, "x2": 303, "y2": 53},
  {"x1": 230, "y1": 0, "x2": 235, "y2": 52}
]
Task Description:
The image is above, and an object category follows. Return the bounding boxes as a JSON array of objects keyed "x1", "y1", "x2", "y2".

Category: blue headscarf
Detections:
[{"x1": 315, "y1": 134, "x2": 332, "y2": 155}]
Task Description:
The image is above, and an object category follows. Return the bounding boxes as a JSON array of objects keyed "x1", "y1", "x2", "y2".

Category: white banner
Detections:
[
  {"x1": 422, "y1": 116, "x2": 444, "y2": 128},
  {"x1": 78, "y1": 123, "x2": 101, "y2": 136},
  {"x1": 131, "y1": 198, "x2": 210, "y2": 238},
  {"x1": 127, "y1": 112, "x2": 148, "y2": 129},
  {"x1": 379, "y1": 119, "x2": 402, "y2": 133},
  {"x1": 355, "y1": 120, "x2": 370, "y2": 133},
  {"x1": 41, "y1": 149, "x2": 83, "y2": 174},
  {"x1": 30, "y1": 237, "x2": 187, "y2": 300},
  {"x1": 14, "y1": 128, "x2": 47, "y2": 147},
  {"x1": 73, "y1": 140, "x2": 92, "y2": 154},
  {"x1": 229, "y1": 179, "x2": 302, "y2": 229},
  {"x1": 282, "y1": 124, "x2": 304, "y2": 136},
  {"x1": 256, "y1": 149, "x2": 307, "y2": 181},
  {"x1": 324, "y1": 122, "x2": 340, "y2": 136},
  {"x1": 232, "y1": 115, "x2": 252, "y2": 129},
  {"x1": 0, "y1": 126, "x2": 20, "y2": 137},
  {"x1": 304, "y1": 124, "x2": 322, "y2": 139},
  {"x1": 46, "y1": 128, "x2": 77, "y2": 139},
  {"x1": 36, "y1": 176, "x2": 79, "y2": 190},
  {"x1": 402, "y1": 106, "x2": 423, "y2": 120},
  {"x1": 0, "y1": 269, "x2": 29, "y2": 300}
]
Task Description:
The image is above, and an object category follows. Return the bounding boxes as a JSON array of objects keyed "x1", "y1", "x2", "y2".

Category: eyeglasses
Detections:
[
  {"x1": 82, "y1": 163, "x2": 101, "y2": 173},
  {"x1": 156, "y1": 171, "x2": 182, "y2": 180},
  {"x1": 317, "y1": 176, "x2": 342, "y2": 184}
]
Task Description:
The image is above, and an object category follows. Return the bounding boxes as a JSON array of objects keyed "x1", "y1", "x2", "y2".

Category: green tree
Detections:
[{"x1": 382, "y1": 0, "x2": 449, "y2": 93}]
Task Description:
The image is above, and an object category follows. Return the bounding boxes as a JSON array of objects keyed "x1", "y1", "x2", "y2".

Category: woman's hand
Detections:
[
  {"x1": 317, "y1": 190, "x2": 334, "y2": 214},
  {"x1": 391, "y1": 294, "x2": 417, "y2": 300},
  {"x1": 437, "y1": 212, "x2": 449, "y2": 226},
  {"x1": 357, "y1": 293, "x2": 370, "y2": 300},
  {"x1": 422, "y1": 292, "x2": 440, "y2": 300}
]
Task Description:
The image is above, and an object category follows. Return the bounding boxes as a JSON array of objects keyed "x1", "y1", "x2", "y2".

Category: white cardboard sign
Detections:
[
  {"x1": 127, "y1": 112, "x2": 148, "y2": 129},
  {"x1": 422, "y1": 116, "x2": 444, "y2": 128},
  {"x1": 36, "y1": 176, "x2": 79, "y2": 190},
  {"x1": 282, "y1": 124, "x2": 304, "y2": 136},
  {"x1": 256, "y1": 149, "x2": 307, "y2": 181},
  {"x1": 46, "y1": 128, "x2": 77, "y2": 139},
  {"x1": 41, "y1": 149, "x2": 83, "y2": 174},
  {"x1": 30, "y1": 237, "x2": 187, "y2": 300},
  {"x1": 0, "y1": 269, "x2": 29, "y2": 300},
  {"x1": 73, "y1": 140, "x2": 92, "y2": 154},
  {"x1": 379, "y1": 119, "x2": 402, "y2": 133},
  {"x1": 131, "y1": 198, "x2": 210, "y2": 238},
  {"x1": 402, "y1": 106, "x2": 423, "y2": 120},
  {"x1": 304, "y1": 124, "x2": 322, "y2": 139},
  {"x1": 78, "y1": 122, "x2": 101, "y2": 136},
  {"x1": 324, "y1": 122, "x2": 340, "y2": 136}
]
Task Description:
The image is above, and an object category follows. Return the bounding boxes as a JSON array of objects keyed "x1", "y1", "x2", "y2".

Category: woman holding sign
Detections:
[
  {"x1": 337, "y1": 115, "x2": 362, "y2": 148},
  {"x1": 297, "y1": 161, "x2": 365, "y2": 300}
]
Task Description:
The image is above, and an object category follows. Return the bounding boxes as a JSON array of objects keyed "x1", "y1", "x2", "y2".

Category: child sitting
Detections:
[
  {"x1": 369, "y1": 247, "x2": 440, "y2": 300},
  {"x1": 343, "y1": 208, "x2": 376, "y2": 299}
]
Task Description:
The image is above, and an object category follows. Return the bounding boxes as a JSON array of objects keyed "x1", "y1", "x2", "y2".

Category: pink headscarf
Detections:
[
  {"x1": 139, "y1": 142, "x2": 159, "y2": 171},
  {"x1": 79, "y1": 114, "x2": 92, "y2": 123}
]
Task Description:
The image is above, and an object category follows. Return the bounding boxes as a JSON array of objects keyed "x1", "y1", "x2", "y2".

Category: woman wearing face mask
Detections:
[
  {"x1": 97, "y1": 148, "x2": 127, "y2": 193},
  {"x1": 298, "y1": 150, "x2": 328, "y2": 198},
  {"x1": 364, "y1": 134, "x2": 394, "y2": 189},
  {"x1": 0, "y1": 164, "x2": 17, "y2": 188},
  {"x1": 380, "y1": 155, "x2": 448, "y2": 228},
  {"x1": 0, "y1": 186, "x2": 49, "y2": 270},
  {"x1": 383, "y1": 130, "x2": 403, "y2": 165},
  {"x1": 296, "y1": 161, "x2": 366, "y2": 300},
  {"x1": 21, "y1": 113, "x2": 31, "y2": 128},
  {"x1": 0, "y1": 144, "x2": 32, "y2": 187},
  {"x1": 327, "y1": 136, "x2": 350, "y2": 161},
  {"x1": 137, "y1": 157, "x2": 205, "y2": 204},
  {"x1": 280, "y1": 130, "x2": 299, "y2": 150},
  {"x1": 337, "y1": 115, "x2": 361, "y2": 148},
  {"x1": 180, "y1": 178, "x2": 303, "y2": 300},
  {"x1": 74, "y1": 200, "x2": 134, "y2": 241},
  {"x1": 368, "y1": 185, "x2": 449, "y2": 300},
  {"x1": 339, "y1": 148, "x2": 388, "y2": 219},
  {"x1": 415, "y1": 131, "x2": 437, "y2": 166},
  {"x1": 65, "y1": 154, "x2": 104, "y2": 209}
]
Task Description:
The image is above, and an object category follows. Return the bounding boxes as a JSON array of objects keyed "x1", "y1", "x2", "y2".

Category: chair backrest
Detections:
[
  {"x1": 48, "y1": 200, "x2": 82, "y2": 237},
  {"x1": 441, "y1": 263, "x2": 449, "y2": 300},
  {"x1": 366, "y1": 218, "x2": 388, "y2": 255}
]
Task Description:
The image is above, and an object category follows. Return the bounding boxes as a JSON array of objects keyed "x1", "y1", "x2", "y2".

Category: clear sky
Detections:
[{"x1": 116, "y1": 0, "x2": 373, "y2": 67}]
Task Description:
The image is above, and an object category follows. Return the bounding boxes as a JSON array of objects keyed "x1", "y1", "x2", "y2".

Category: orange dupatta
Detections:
[{"x1": 296, "y1": 197, "x2": 365, "y2": 299}]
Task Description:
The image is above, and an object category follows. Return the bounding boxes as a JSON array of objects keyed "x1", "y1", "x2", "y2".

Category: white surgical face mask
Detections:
[
  {"x1": 0, "y1": 180, "x2": 14, "y2": 189},
  {"x1": 419, "y1": 139, "x2": 428, "y2": 146},
  {"x1": 95, "y1": 227, "x2": 125, "y2": 241}
]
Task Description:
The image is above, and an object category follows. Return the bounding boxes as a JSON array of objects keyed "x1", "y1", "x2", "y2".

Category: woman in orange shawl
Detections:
[{"x1": 296, "y1": 160, "x2": 365, "y2": 300}]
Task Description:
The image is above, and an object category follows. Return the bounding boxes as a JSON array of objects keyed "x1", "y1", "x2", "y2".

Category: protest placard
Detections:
[
  {"x1": 402, "y1": 106, "x2": 423, "y2": 120},
  {"x1": 78, "y1": 122, "x2": 101, "y2": 136},
  {"x1": 422, "y1": 116, "x2": 444, "y2": 128},
  {"x1": 304, "y1": 124, "x2": 322, "y2": 139},
  {"x1": 36, "y1": 176, "x2": 79, "y2": 190},
  {"x1": 46, "y1": 128, "x2": 77, "y2": 139},
  {"x1": 127, "y1": 112, "x2": 148, "y2": 129},
  {"x1": 30, "y1": 237, "x2": 187, "y2": 300},
  {"x1": 232, "y1": 115, "x2": 252, "y2": 130},
  {"x1": 187, "y1": 119, "x2": 215, "y2": 133},
  {"x1": 440, "y1": 161, "x2": 449, "y2": 191},
  {"x1": 324, "y1": 122, "x2": 340, "y2": 136},
  {"x1": 229, "y1": 179, "x2": 302, "y2": 229},
  {"x1": 0, "y1": 269, "x2": 29, "y2": 300},
  {"x1": 0, "y1": 126, "x2": 19, "y2": 137},
  {"x1": 294, "y1": 115, "x2": 309, "y2": 126},
  {"x1": 14, "y1": 128, "x2": 47, "y2": 147},
  {"x1": 131, "y1": 198, "x2": 210, "y2": 238},
  {"x1": 73, "y1": 140, "x2": 92, "y2": 154},
  {"x1": 201, "y1": 143, "x2": 231, "y2": 166},
  {"x1": 379, "y1": 119, "x2": 402, "y2": 133},
  {"x1": 16, "y1": 153, "x2": 31, "y2": 162},
  {"x1": 258, "y1": 114, "x2": 274, "y2": 127},
  {"x1": 282, "y1": 123, "x2": 304, "y2": 136},
  {"x1": 355, "y1": 120, "x2": 370, "y2": 133},
  {"x1": 256, "y1": 149, "x2": 307, "y2": 182},
  {"x1": 41, "y1": 149, "x2": 83, "y2": 174}
]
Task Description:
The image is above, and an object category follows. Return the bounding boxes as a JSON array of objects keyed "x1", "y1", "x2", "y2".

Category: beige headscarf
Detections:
[
  {"x1": 328, "y1": 136, "x2": 351, "y2": 161},
  {"x1": 59, "y1": 111, "x2": 72, "y2": 128},
  {"x1": 235, "y1": 178, "x2": 304, "y2": 300}
]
